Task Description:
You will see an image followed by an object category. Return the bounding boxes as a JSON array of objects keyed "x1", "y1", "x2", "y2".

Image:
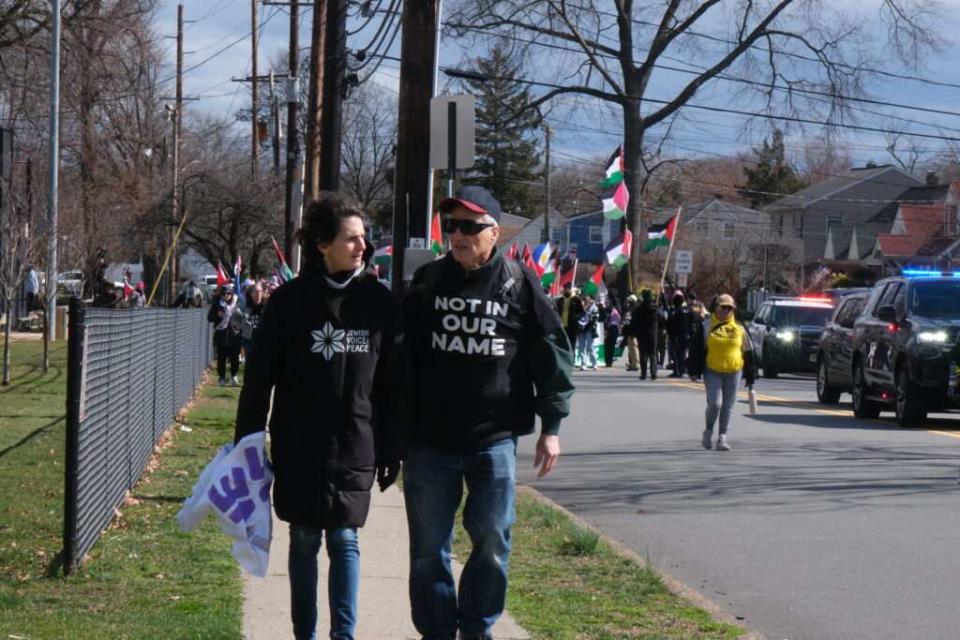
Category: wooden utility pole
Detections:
[
  {"x1": 169, "y1": 2, "x2": 184, "y2": 305},
  {"x1": 284, "y1": 0, "x2": 302, "y2": 266},
  {"x1": 251, "y1": 0, "x2": 259, "y2": 179},
  {"x1": 304, "y1": 0, "x2": 326, "y2": 203},
  {"x1": 390, "y1": 0, "x2": 438, "y2": 294},
  {"x1": 270, "y1": 72, "x2": 281, "y2": 174},
  {"x1": 318, "y1": 0, "x2": 346, "y2": 190}
]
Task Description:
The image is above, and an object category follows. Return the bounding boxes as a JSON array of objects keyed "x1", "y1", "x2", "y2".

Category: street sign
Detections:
[
  {"x1": 429, "y1": 95, "x2": 475, "y2": 171},
  {"x1": 677, "y1": 272, "x2": 688, "y2": 288},
  {"x1": 674, "y1": 250, "x2": 693, "y2": 274}
]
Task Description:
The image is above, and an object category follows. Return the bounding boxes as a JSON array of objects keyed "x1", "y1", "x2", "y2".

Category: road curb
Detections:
[{"x1": 516, "y1": 484, "x2": 766, "y2": 640}]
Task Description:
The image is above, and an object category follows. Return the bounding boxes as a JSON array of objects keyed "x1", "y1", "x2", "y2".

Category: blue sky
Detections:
[{"x1": 153, "y1": 0, "x2": 960, "y2": 173}]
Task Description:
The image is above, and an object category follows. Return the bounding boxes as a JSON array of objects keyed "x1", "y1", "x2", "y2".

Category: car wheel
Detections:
[
  {"x1": 852, "y1": 364, "x2": 881, "y2": 419},
  {"x1": 816, "y1": 356, "x2": 841, "y2": 404},
  {"x1": 895, "y1": 366, "x2": 927, "y2": 428}
]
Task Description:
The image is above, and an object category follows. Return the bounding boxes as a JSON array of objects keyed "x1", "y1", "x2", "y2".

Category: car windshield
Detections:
[
  {"x1": 772, "y1": 306, "x2": 834, "y2": 327},
  {"x1": 911, "y1": 281, "x2": 960, "y2": 318}
]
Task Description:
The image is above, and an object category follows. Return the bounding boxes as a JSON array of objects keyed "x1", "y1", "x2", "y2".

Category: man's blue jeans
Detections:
[
  {"x1": 288, "y1": 525, "x2": 360, "y2": 640},
  {"x1": 403, "y1": 437, "x2": 517, "y2": 639}
]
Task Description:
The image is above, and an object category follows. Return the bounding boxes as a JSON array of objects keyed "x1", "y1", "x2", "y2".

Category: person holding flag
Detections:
[
  {"x1": 234, "y1": 192, "x2": 401, "y2": 640},
  {"x1": 207, "y1": 283, "x2": 242, "y2": 386}
]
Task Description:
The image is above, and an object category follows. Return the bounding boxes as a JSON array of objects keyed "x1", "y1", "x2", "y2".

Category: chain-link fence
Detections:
[{"x1": 63, "y1": 299, "x2": 213, "y2": 573}]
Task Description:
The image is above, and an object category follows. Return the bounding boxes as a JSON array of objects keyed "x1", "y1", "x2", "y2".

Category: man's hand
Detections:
[
  {"x1": 377, "y1": 460, "x2": 401, "y2": 492},
  {"x1": 533, "y1": 434, "x2": 560, "y2": 478}
]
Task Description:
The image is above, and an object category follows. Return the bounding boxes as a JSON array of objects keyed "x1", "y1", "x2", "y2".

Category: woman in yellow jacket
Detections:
[{"x1": 687, "y1": 294, "x2": 756, "y2": 451}]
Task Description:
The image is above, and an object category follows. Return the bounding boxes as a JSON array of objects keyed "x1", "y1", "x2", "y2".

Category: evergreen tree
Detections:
[
  {"x1": 738, "y1": 129, "x2": 806, "y2": 208},
  {"x1": 461, "y1": 45, "x2": 541, "y2": 216}
]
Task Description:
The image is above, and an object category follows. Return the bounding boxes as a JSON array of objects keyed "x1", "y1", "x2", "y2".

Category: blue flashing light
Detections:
[
  {"x1": 953, "y1": 272, "x2": 960, "y2": 278},
  {"x1": 902, "y1": 268, "x2": 944, "y2": 278}
]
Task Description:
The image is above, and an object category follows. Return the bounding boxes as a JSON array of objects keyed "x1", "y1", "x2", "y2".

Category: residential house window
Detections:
[
  {"x1": 696, "y1": 220, "x2": 709, "y2": 233},
  {"x1": 588, "y1": 225, "x2": 603, "y2": 244},
  {"x1": 825, "y1": 214, "x2": 844, "y2": 234},
  {"x1": 722, "y1": 221, "x2": 736, "y2": 239}
]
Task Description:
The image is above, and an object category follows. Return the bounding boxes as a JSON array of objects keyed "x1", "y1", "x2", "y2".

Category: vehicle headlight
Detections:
[
  {"x1": 917, "y1": 330, "x2": 950, "y2": 344},
  {"x1": 775, "y1": 330, "x2": 796, "y2": 343}
]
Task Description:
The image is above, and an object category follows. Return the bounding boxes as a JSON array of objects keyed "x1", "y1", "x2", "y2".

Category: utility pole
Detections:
[
  {"x1": 544, "y1": 124, "x2": 551, "y2": 244},
  {"x1": 46, "y1": 0, "x2": 61, "y2": 353},
  {"x1": 284, "y1": 0, "x2": 302, "y2": 267},
  {"x1": 270, "y1": 72, "x2": 281, "y2": 174},
  {"x1": 169, "y1": 2, "x2": 184, "y2": 306},
  {"x1": 391, "y1": 0, "x2": 438, "y2": 295},
  {"x1": 318, "y1": 0, "x2": 346, "y2": 190},
  {"x1": 251, "y1": 0, "x2": 259, "y2": 180},
  {"x1": 304, "y1": 0, "x2": 326, "y2": 203}
]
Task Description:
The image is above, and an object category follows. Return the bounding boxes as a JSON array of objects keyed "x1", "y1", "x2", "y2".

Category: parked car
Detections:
[
  {"x1": 56, "y1": 270, "x2": 85, "y2": 300},
  {"x1": 815, "y1": 291, "x2": 871, "y2": 403},
  {"x1": 850, "y1": 272, "x2": 960, "y2": 427},
  {"x1": 748, "y1": 297, "x2": 836, "y2": 377},
  {"x1": 202, "y1": 275, "x2": 220, "y2": 296}
]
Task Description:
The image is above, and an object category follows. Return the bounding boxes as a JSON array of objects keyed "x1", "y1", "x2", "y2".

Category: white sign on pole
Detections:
[
  {"x1": 677, "y1": 272, "x2": 688, "y2": 288},
  {"x1": 429, "y1": 95, "x2": 476, "y2": 170},
  {"x1": 674, "y1": 250, "x2": 693, "y2": 274}
]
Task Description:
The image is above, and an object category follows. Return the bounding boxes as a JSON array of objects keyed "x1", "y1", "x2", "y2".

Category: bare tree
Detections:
[
  {"x1": 341, "y1": 83, "x2": 397, "y2": 226},
  {"x1": 0, "y1": 0, "x2": 46, "y2": 49},
  {"x1": 448, "y1": 0, "x2": 942, "y2": 277},
  {"x1": 0, "y1": 168, "x2": 43, "y2": 384}
]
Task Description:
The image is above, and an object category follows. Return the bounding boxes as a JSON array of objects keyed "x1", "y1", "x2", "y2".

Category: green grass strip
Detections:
[
  {"x1": 456, "y1": 489, "x2": 743, "y2": 640},
  {"x1": 0, "y1": 340, "x2": 243, "y2": 639}
]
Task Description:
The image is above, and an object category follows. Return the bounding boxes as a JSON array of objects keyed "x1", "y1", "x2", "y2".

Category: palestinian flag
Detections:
[
  {"x1": 216, "y1": 262, "x2": 229, "y2": 287},
  {"x1": 605, "y1": 230, "x2": 632, "y2": 270},
  {"x1": 600, "y1": 146, "x2": 624, "y2": 189},
  {"x1": 580, "y1": 263, "x2": 606, "y2": 298},
  {"x1": 531, "y1": 242, "x2": 552, "y2": 278},
  {"x1": 506, "y1": 242, "x2": 519, "y2": 260},
  {"x1": 271, "y1": 236, "x2": 296, "y2": 281},
  {"x1": 431, "y1": 212, "x2": 443, "y2": 255},
  {"x1": 601, "y1": 182, "x2": 629, "y2": 220},
  {"x1": 374, "y1": 244, "x2": 393, "y2": 266},
  {"x1": 644, "y1": 214, "x2": 678, "y2": 252},
  {"x1": 543, "y1": 252, "x2": 560, "y2": 292},
  {"x1": 557, "y1": 255, "x2": 578, "y2": 291}
]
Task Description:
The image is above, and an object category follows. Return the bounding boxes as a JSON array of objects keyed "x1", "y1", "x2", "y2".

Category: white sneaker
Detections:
[
  {"x1": 701, "y1": 429, "x2": 712, "y2": 450},
  {"x1": 590, "y1": 365, "x2": 598, "y2": 370},
  {"x1": 231, "y1": 376, "x2": 240, "y2": 386},
  {"x1": 716, "y1": 434, "x2": 731, "y2": 451}
]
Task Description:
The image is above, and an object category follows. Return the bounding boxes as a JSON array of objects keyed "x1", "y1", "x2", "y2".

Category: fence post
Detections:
[{"x1": 62, "y1": 296, "x2": 85, "y2": 576}]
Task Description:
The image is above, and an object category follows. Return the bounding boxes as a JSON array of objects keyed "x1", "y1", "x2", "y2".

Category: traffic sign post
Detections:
[{"x1": 674, "y1": 250, "x2": 693, "y2": 274}]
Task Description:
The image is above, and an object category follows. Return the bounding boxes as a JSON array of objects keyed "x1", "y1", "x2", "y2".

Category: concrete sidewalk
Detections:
[{"x1": 242, "y1": 485, "x2": 530, "y2": 640}]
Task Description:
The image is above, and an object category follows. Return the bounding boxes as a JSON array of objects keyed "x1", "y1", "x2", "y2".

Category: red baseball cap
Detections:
[{"x1": 438, "y1": 197, "x2": 488, "y2": 216}]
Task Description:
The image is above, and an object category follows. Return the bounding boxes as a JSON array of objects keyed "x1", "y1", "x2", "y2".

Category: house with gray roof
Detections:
[{"x1": 764, "y1": 164, "x2": 923, "y2": 265}]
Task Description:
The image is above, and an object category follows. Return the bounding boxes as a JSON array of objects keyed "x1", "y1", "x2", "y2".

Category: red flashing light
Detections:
[
  {"x1": 798, "y1": 295, "x2": 834, "y2": 304},
  {"x1": 881, "y1": 391, "x2": 891, "y2": 400},
  {"x1": 887, "y1": 323, "x2": 899, "y2": 333}
]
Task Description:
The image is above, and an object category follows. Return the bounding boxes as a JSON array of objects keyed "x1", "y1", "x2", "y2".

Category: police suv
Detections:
[
  {"x1": 850, "y1": 271, "x2": 960, "y2": 427},
  {"x1": 748, "y1": 297, "x2": 836, "y2": 378}
]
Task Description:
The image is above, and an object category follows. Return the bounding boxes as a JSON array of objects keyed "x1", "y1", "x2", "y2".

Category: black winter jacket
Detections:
[
  {"x1": 400, "y1": 251, "x2": 574, "y2": 453},
  {"x1": 630, "y1": 300, "x2": 662, "y2": 347},
  {"x1": 233, "y1": 268, "x2": 399, "y2": 529}
]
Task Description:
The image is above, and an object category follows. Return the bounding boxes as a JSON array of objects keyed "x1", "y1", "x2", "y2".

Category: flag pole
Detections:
[{"x1": 658, "y1": 206, "x2": 683, "y2": 297}]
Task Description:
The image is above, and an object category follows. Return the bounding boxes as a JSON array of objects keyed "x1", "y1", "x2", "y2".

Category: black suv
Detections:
[
  {"x1": 748, "y1": 297, "x2": 836, "y2": 377},
  {"x1": 815, "y1": 291, "x2": 871, "y2": 403},
  {"x1": 850, "y1": 274, "x2": 960, "y2": 427}
]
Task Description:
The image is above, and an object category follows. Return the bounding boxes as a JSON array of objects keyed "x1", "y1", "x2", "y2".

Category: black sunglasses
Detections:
[{"x1": 441, "y1": 218, "x2": 495, "y2": 236}]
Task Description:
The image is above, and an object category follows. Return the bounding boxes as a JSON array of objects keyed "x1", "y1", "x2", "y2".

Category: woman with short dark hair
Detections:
[{"x1": 234, "y1": 192, "x2": 401, "y2": 640}]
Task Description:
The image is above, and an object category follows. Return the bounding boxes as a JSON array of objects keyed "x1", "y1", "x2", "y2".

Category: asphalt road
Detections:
[{"x1": 517, "y1": 367, "x2": 960, "y2": 640}]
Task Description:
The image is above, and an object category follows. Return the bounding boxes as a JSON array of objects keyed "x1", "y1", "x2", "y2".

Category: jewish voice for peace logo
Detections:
[{"x1": 311, "y1": 322, "x2": 345, "y2": 361}]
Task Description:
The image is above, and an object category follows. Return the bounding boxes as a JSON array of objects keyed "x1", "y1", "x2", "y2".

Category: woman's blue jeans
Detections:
[
  {"x1": 288, "y1": 525, "x2": 360, "y2": 640},
  {"x1": 403, "y1": 438, "x2": 517, "y2": 639}
]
